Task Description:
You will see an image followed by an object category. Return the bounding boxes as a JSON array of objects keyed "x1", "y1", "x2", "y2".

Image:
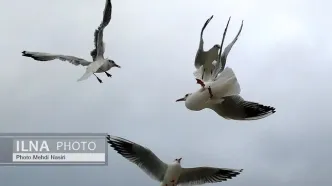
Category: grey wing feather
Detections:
[
  {"x1": 178, "y1": 167, "x2": 243, "y2": 185},
  {"x1": 100, "y1": 0, "x2": 112, "y2": 28},
  {"x1": 209, "y1": 95, "x2": 276, "y2": 120},
  {"x1": 90, "y1": 29, "x2": 104, "y2": 61},
  {"x1": 195, "y1": 15, "x2": 213, "y2": 69},
  {"x1": 106, "y1": 135, "x2": 167, "y2": 182},
  {"x1": 90, "y1": 0, "x2": 112, "y2": 60},
  {"x1": 22, "y1": 51, "x2": 91, "y2": 66},
  {"x1": 211, "y1": 17, "x2": 231, "y2": 79},
  {"x1": 218, "y1": 20, "x2": 244, "y2": 73},
  {"x1": 212, "y1": 19, "x2": 243, "y2": 79}
]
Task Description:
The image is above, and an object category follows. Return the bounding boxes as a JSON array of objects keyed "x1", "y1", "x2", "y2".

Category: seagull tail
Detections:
[
  {"x1": 77, "y1": 71, "x2": 94, "y2": 82},
  {"x1": 212, "y1": 67, "x2": 241, "y2": 97},
  {"x1": 77, "y1": 60, "x2": 105, "y2": 82}
]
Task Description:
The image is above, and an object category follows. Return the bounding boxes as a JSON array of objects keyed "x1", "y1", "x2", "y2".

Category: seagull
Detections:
[
  {"x1": 106, "y1": 135, "x2": 243, "y2": 186},
  {"x1": 22, "y1": 0, "x2": 120, "y2": 83},
  {"x1": 177, "y1": 18, "x2": 276, "y2": 120},
  {"x1": 177, "y1": 67, "x2": 241, "y2": 111},
  {"x1": 194, "y1": 15, "x2": 221, "y2": 82}
]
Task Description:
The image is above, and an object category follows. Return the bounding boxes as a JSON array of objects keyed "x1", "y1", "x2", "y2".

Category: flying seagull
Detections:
[
  {"x1": 176, "y1": 67, "x2": 241, "y2": 111},
  {"x1": 177, "y1": 18, "x2": 276, "y2": 120},
  {"x1": 106, "y1": 135, "x2": 243, "y2": 186},
  {"x1": 194, "y1": 15, "x2": 221, "y2": 82},
  {"x1": 22, "y1": 0, "x2": 120, "y2": 83}
]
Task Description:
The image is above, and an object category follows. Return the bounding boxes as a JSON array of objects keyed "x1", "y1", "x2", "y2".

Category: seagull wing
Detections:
[
  {"x1": 212, "y1": 19, "x2": 243, "y2": 80},
  {"x1": 90, "y1": 0, "x2": 112, "y2": 61},
  {"x1": 211, "y1": 17, "x2": 231, "y2": 79},
  {"x1": 106, "y1": 135, "x2": 168, "y2": 182},
  {"x1": 22, "y1": 51, "x2": 91, "y2": 66},
  {"x1": 194, "y1": 15, "x2": 214, "y2": 69},
  {"x1": 177, "y1": 167, "x2": 243, "y2": 185},
  {"x1": 209, "y1": 95, "x2": 276, "y2": 120},
  {"x1": 216, "y1": 20, "x2": 244, "y2": 78}
]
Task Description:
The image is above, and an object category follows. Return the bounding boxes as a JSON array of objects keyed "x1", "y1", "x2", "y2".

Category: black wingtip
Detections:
[
  {"x1": 22, "y1": 51, "x2": 33, "y2": 58},
  {"x1": 268, "y1": 106, "x2": 276, "y2": 114},
  {"x1": 106, "y1": 135, "x2": 112, "y2": 144},
  {"x1": 218, "y1": 169, "x2": 243, "y2": 179},
  {"x1": 261, "y1": 105, "x2": 276, "y2": 115}
]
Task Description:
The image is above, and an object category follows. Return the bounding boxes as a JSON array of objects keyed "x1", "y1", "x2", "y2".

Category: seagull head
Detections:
[
  {"x1": 174, "y1": 157, "x2": 182, "y2": 164},
  {"x1": 213, "y1": 44, "x2": 221, "y2": 49},
  {"x1": 108, "y1": 59, "x2": 121, "y2": 68},
  {"x1": 175, "y1": 93, "x2": 191, "y2": 102}
]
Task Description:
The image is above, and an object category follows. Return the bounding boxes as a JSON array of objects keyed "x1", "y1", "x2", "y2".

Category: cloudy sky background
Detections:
[{"x1": 1, "y1": 0, "x2": 331, "y2": 185}]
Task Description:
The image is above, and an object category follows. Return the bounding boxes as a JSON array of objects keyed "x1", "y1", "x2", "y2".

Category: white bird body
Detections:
[
  {"x1": 161, "y1": 162, "x2": 182, "y2": 186},
  {"x1": 181, "y1": 67, "x2": 241, "y2": 111},
  {"x1": 77, "y1": 58, "x2": 112, "y2": 81},
  {"x1": 96, "y1": 60, "x2": 113, "y2": 72},
  {"x1": 195, "y1": 47, "x2": 219, "y2": 82}
]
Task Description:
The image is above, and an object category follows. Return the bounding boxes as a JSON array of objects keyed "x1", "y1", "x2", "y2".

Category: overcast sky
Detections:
[{"x1": 1, "y1": 0, "x2": 331, "y2": 185}]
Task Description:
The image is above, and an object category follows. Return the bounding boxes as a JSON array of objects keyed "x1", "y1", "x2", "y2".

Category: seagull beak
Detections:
[
  {"x1": 179, "y1": 157, "x2": 182, "y2": 162},
  {"x1": 176, "y1": 98, "x2": 185, "y2": 102},
  {"x1": 114, "y1": 64, "x2": 121, "y2": 68}
]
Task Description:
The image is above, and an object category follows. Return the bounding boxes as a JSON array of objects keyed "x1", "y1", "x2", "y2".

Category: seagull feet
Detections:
[
  {"x1": 208, "y1": 86, "x2": 213, "y2": 98},
  {"x1": 105, "y1": 72, "x2": 112, "y2": 77},
  {"x1": 171, "y1": 179, "x2": 176, "y2": 186},
  {"x1": 96, "y1": 77, "x2": 103, "y2": 83},
  {"x1": 93, "y1": 73, "x2": 103, "y2": 83},
  {"x1": 196, "y1": 78, "x2": 205, "y2": 88}
]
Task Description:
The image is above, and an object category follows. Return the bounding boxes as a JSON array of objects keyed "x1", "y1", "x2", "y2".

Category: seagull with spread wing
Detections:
[
  {"x1": 107, "y1": 135, "x2": 243, "y2": 186},
  {"x1": 22, "y1": 0, "x2": 120, "y2": 83},
  {"x1": 194, "y1": 15, "x2": 221, "y2": 82},
  {"x1": 177, "y1": 17, "x2": 276, "y2": 120}
]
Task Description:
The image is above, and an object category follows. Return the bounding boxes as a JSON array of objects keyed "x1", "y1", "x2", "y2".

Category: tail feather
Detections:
[
  {"x1": 77, "y1": 60, "x2": 105, "y2": 82},
  {"x1": 77, "y1": 71, "x2": 94, "y2": 82},
  {"x1": 210, "y1": 67, "x2": 241, "y2": 97}
]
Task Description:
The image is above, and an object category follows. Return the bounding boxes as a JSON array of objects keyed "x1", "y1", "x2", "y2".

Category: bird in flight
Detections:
[
  {"x1": 177, "y1": 17, "x2": 276, "y2": 120},
  {"x1": 194, "y1": 15, "x2": 221, "y2": 82},
  {"x1": 22, "y1": 0, "x2": 120, "y2": 83},
  {"x1": 107, "y1": 135, "x2": 243, "y2": 186}
]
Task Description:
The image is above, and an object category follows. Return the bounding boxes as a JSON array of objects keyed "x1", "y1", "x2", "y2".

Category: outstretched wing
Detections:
[
  {"x1": 211, "y1": 17, "x2": 231, "y2": 79},
  {"x1": 194, "y1": 15, "x2": 214, "y2": 69},
  {"x1": 178, "y1": 167, "x2": 243, "y2": 185},
  {"x1": 22, "y1": 51, "x2": 91, "y2": 66},
  {"x1": 106, "y1": 135, "x2": 168, "y2": 182},
  {"x1": 90, "y1": 0, "x2": 113, "y2": 61},
  {"x1": 219, "y1": 20, "x2": 243, "y2": 71},
  {"x1": 209, "y1": 95, "x2": 276, "y2": 120},
  {"x1": 213, "y1": 20, "x2": 244, "y2": 79}
]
